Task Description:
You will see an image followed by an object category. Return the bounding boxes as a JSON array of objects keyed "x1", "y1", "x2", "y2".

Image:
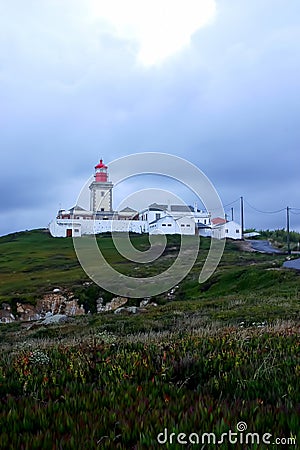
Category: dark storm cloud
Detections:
[{"x1": 0, "y1": 0, "x2": 300, "y2": 235}]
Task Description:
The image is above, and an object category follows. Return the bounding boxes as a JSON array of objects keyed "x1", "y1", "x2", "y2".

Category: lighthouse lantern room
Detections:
[{"x1": 95, "y1": 159, "x2": 108, "y2": 182}]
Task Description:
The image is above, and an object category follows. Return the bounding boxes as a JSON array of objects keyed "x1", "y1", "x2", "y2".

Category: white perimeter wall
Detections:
[{"x1": 49, "y1": 219, "x2": 148, "y2": 237}]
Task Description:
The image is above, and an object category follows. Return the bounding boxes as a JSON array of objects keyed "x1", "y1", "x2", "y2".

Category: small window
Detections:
[
  {"x1": 204, "y1": 219, "x2": 206, "y2": 224},
  {"x1": 101, "y1": 191, "x2": 104, "y2": 197},
  {"x1": 181, "y1": 224, "x2": 185, "y2": 227},
  {"x1": 225, "y1": 229, "x2": 228, "y2": 233},
  {"x1": 186, "y1": 224, "x2": 190, "y2": 227},
  {"x1": 236, "y1": 229, "x2": 239, "y2": 233},
  {"x1": 101, "y1": 208, "x2": 104, "y2": 212},
  {"x1": 162, "y1": 224, "x2": 166, "y2": 227},
  {"x1": 74, "y1": 229, "x2": 79, "y2": 232},
  {"x1": 167, "y1": 224, "x2": 172, "y2": 226},
  {"x1": 156, "y1": 213, "x2": 161, "y2": 220}
]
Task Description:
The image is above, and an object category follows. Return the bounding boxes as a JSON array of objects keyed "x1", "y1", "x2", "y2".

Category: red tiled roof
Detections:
[{"x1": 211, "y1": 217, "x2": 226, "y2": 225}]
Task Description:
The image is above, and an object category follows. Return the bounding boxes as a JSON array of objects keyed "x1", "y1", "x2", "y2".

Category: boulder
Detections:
[
  {"x1": 140, "y1": 299, "x2": 150, "y2": 308},
  {"x1": 0, "y1": 310, "x2": 16, "y2": 324},
  {"x1": 96, "y1": 297, "x2": 104, "y2": 313},
  {"x1": 41, "y1": 314, "x2": 69, "y2": 325},
  {"x1": 114, "y1": 306, "x2": 139, "y2": 315}
]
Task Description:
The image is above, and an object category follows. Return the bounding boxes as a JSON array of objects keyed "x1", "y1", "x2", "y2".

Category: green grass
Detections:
[{"x1": 0, "y1": 229, "x2": 300, "y2": 448}]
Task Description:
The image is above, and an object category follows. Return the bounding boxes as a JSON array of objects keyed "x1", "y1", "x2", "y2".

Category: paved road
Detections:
[
  {"x1": 246, "y1": 240, "x2": 282, "y2": 254},
  {"x1": 283, "y1": 258, "x2": 300, "y2": 270}
]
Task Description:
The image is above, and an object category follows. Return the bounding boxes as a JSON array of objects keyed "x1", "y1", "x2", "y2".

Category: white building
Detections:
[
  {"x1": 210, "y1": 217, "x2": 242, "y2": 240},
  {"x1": 49, "y1": 159, "x2": 242, "y2": 239},
  {"x1": 139, "y1": 203, "x2": 211, "y2": 236},
  {"x1": 149, "y1": 214, "x2": 196, "y2": 235}
]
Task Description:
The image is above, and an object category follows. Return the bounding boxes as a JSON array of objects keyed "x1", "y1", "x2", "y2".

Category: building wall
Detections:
[
  {"x1": 176, "y1": 216, "x2": 196, "y2": 235},
  {"x1": 223, "y1": 221, "x2": 242, "y2": 239},
  {"x1": 149, "y1": 216, "x2": 195, "y2": 235},
  {"x1": 149, "y1": 216, "x2": 177, "y2": 234},
  {"x1": 49, "y1": 218, "x2": 148, "y2": 237},
  {"x1": 211, "y1": 226, "x2": 225, "y2": 240},
  {"x1": 49, "y1": 217, "x2": 242, "y2": 239},
  {"x1": 140, "y1": 208, "x2": 210, "y2": 225}
]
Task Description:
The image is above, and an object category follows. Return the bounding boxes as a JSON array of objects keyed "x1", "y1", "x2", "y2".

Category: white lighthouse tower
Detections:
[{"x1": 89, "y1": 159, "x2": 113, "y2": 215}]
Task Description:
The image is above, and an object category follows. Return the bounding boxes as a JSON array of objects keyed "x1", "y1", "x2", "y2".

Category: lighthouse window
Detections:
[{"x1": 101, "y1": 191, "x2": 104, "y2": 197}]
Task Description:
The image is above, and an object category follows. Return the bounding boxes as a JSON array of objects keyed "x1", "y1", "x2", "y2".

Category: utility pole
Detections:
[
  {"x1": 231, "y1": 207, "x2": 234, "y2": 222},
  {"x1": 287, "y1": 206, "x2": 291, "y2": 255},
  {"x1": 240, "y1": 196, "x2": 244, "y2": 239}
]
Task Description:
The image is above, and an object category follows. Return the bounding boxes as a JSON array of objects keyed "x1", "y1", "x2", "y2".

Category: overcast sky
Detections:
[{"x1": 1, "y1": 0, "x2": 300, "y2": 236}]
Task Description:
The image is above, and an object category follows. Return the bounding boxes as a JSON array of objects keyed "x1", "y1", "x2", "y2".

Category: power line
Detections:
[
  {"x1": 223, "y1": 198, "x2": 240, "y2": 209},
  {"x1": 244, "y1": 199, "x2": 286, "y2": 215},
  {"x1": 209, "y1": 198, "x2": 240, "y2": 212},
  {"x1": 209, "y1": 198, "x2": 300, "y2": 216}
]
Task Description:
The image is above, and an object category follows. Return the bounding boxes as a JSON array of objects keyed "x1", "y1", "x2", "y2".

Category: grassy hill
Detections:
[
  {"x1": 0, "y1": 228, "x2": 299, "y2": 322},
  {"x1": 0, "y1": 230, "x2": 299, "y2": 448}
]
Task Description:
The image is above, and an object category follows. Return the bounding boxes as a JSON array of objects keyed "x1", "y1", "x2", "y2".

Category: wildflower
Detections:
[
  {"x1": 28, "y1": 350, "x2": 50, "y2": 366},
  {"x1": 95, "y1": 330, "x2": 117, "y2": 345}
]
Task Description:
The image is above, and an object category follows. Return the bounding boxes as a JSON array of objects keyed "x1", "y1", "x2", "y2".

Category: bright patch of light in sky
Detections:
[{"x1": 89, "y1": 0, "x2": 216, "y2": 66}]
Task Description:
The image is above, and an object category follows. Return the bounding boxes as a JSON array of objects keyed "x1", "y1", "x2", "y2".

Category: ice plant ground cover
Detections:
[{"x1": 0, "y1": 323, "x2": 299, "y2": 449}]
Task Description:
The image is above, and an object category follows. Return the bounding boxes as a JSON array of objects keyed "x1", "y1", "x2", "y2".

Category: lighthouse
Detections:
[{"x1": 89, "y1": 159, "x2": 113, "y2": 214}]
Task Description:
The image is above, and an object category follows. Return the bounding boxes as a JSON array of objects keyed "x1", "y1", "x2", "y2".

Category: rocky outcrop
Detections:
[
  {"x1": 0, "y1": 291, "x2": 157, "y2": 324},
  {"x1": 0, "y1": 303, "x2": 15, "y2": 323},
  {"x1": 16, "y1": 303, "x2": 41, "y2": 322},
  {"x1": 0, "y1": 290, "x2": 85, "y2": 323},
  {"x1": 36, "y1": 292, "x2": 85, "y2": 317},
  {"x1": 96, "y1": 296, "x2": 128, "y2": 313}
]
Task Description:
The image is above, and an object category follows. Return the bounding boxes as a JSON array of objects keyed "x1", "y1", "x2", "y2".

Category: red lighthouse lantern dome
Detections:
[{"x1": 95, "y1": 158, "x2": 108, "y2": 182}]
